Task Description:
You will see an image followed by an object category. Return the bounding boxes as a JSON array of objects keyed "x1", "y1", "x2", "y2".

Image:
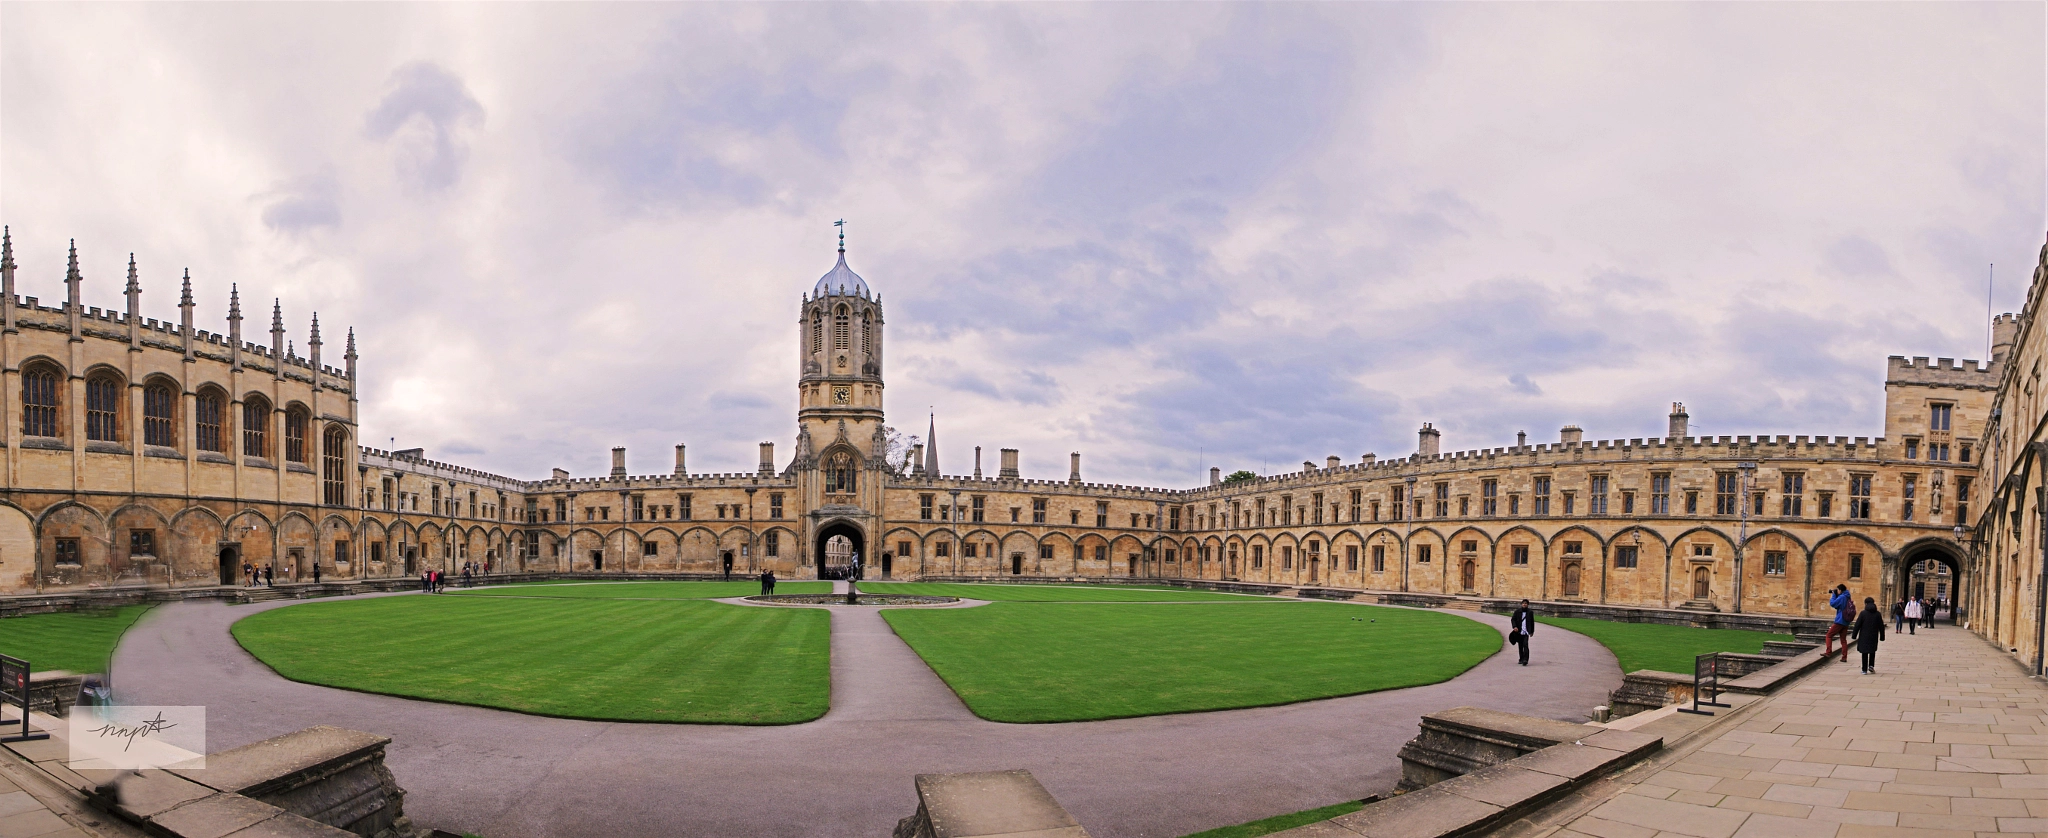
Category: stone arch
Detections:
[
  {"x1": 166, "y1": 506, "x2": 226, "y2": 584},
  {"x1": 1406, "y1": 526, "x2": 1450, "y2": 593},
  {"x1": 107, "y1": 503, "x2": 172, "y2": 583},
  {"x1": 1109, "y1": 533, "x2": 1148, "y2": 578},
  {"x1": 1601, "y1": 525, "x2": 1671, "y2": 605},
  {"x1": 356, "y1": 517, "x2": 390, "y2": 574},
  {"x1": 1739, "y1": 528, "x2": 1812, "y2": 616},
  {"x1": 224, "y1": 510, "x2": 276, "y2": 580},
  {"x1": 1808, "y1": 530, "x2": 1885, "y2": 617},
  {"x1": 0, "y1": 503, "x2": 37, "y2": 590},
  {"x1": 1895, "y1": 535, "x2": 1966, "y2": 617},
  {"x1": 1669, "y1": 527, "x2": 1737, "y2": 609},
  {"x1": 1445, "y1": 526, "x2": 1492, "y2": 596},
  {"x1": 757, "y1": 525, "x2": 796, "y2": 572},
  {"x1": 18, "y1": 356, "x2": 67, "y2": 441},
  {"x1": 679, "y1": 526, "x2": 720, "y2": 572},
  {"x1": 1037, "y1": 531, "x2": 1076, "y2": 577},
  {"x1": 277, "y1": 512, "x2": 317, "y2": 581}
]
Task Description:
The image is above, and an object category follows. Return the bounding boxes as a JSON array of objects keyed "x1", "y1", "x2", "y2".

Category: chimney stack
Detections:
[
  {"x1": 551, "y1": 468, "x2": 569, "y2": 480},
  {"x1": 758, "y1": 442, "x2": 775, "y2": 476},
  {"x1": 1560, "y1": 425, "x2": 1584, "y2": 445},
  {"x1": 909, "y1": 444, "x2": 925, "y2": 476},
  {"x1": 1418, "y1": 423, "x2": 1441, "y2": 457},
  {"x1": 610, "y1": 447, "x2": 627, "y2": 477},
  {"x1": 1000, "y1": 448, "x2": 1020, "y2": 479},
  {"x1": 1326, "y1": 455, "x2": 1341, "y2": 470},
  {"x1": 1517, "y1": 430, "x2": 1527, "y2": 447},
  {"x1": 974, "y1": 446, "x2": 983, "y2": 480},
  {"x1": 1070, "y1": 452, "x2": 1082, "y2": 483},
  {"x1": 1209, "y1": 466, "x2": 1221, "y2": 486},
  {"x1": 674, "y1": 444, "x2": 687, "y2": 476},
  {"x1": 1361, "y1": 453, "x2": 1376, "y2": 465},
  {"x1": 1667, "y1": 403, "x2": 1689, "y2": 440}
]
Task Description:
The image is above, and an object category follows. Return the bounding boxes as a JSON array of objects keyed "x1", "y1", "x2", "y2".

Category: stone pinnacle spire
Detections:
[
  {"x1": 228, "y1": 284, "x2": 242, "y2": 321},
  {"x1": 0, "y1": 227, "x2": 12, "y2": 272},
  {"x1": 271, "y1": 298, "x2": 283, "y2": 333},
  {"x1": 924, "y1": 410, "x2": 938, "y2": 477},
  {"x1": 125, "y1": 254, "x2": 140, "y2": 296},
  {"x1": 309, "y1": 312, "x2": 322, "y2": 345},
  {"x1": 180, "y1": 269, "x2": 193, "y2": 306}
]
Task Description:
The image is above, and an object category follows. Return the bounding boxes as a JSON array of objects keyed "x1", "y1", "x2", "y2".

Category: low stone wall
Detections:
[
  {"x1": 1394, "y1": 707, "x2": 1601, "y2": 791},
  {"x1": 1481, "y1": 599, "x2": 1828, "y2": 639},
  {"x1": 1608, "y1": 670, "x2": 1697, "y2": 718},
  {"x1": 1268, "y1": 709, "x2": 1662, "y2": 838},
  {"x1": 25, "y1": 670, "x2": 82, "y2": 718},
  {"x1": 173, "y1": 725, "x2": 418, "y2": 838}
]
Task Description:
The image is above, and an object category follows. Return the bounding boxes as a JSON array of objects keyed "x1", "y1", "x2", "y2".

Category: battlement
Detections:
[
  {"x1": 532, "y1": 472, "x2": 797, "y2": 492},
  {"x1": 1887, "y1": 354, "x2": 1998, "y2": 389},
  {"x1": 359, "y1": 447, "x2": 527, "y2": 491}
]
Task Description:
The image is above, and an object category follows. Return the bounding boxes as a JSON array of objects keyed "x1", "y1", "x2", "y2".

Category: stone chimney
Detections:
[
  {"x1": 1418, "y1": 423, "x2": 1441, "y2": 457},
  {"x1": 1209, "y1": 466, "x2": 1221, "y2": 486},
  {"x1": 909, "y1": 444, "x2": 925, "y2": 476},
  {"x1": 1070, "y1": 452, "x2": 1081, "y2": 483},
  {"x1": 1000, "y1": 448, "x2": 1020, "y2": 479},
  {"x1": 758, "y1": 442, "x2": 775, "y2": 476},
  {"x1": 610, "y1": 447, "x2": 627, "y2": 477},
  {"x1": 1667, "y1": 403, "x2": 1690, "y2": 440},
  {"x1": 1326, "y1": 455, "x2": 1341, "y2": 470},
  {"x1": 551, "y1": 468, "x2": 569, "y2": 480},
  {"x1": 1303, "y1": 460, "x2": 1315, "y2": 473},
  {"x1": 1517, "y1": 430, "x2": 1527, "y2": 447},
  {"x1": 674, "y1": 444, "x2": 687, "y2": 476},
  {"x1": 974, "y1": 446, "x2": 984, "y2": 480},
  {"x1": 1560, "y1": 425, "x2": 1584, "y2": 445},
  {"x1": 1361, "y1": 453, "x2": 1376, "y2": 465}
]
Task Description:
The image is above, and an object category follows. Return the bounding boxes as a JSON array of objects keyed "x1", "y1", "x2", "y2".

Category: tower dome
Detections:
[{"x1": 813, "y1": 251, "x2": 870, "y2": 299}]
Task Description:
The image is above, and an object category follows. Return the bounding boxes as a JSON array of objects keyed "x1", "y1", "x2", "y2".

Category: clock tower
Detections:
[{"x1": 793, "y1": 231, "x2": 887, "y2": 576}]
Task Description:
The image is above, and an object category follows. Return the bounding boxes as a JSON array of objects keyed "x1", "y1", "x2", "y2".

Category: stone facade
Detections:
[
  {"x1": 1966, "y1": 232, "x2": 2048, "y2": 670},
  {"x1": 0, "y1": 227, "x2": 2000, "y2": 622}
]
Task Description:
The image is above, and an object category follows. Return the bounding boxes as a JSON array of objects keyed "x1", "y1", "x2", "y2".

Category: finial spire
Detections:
[
  {"x1": 1, "y1": 227, "x2": 12, "y2": 272},
  {"x1": 346, "y1": 326, "x2": 356, "y2": 356},
  {"x1": 180, "y1": 269, "x2": 193, "y2": 306},
  {"x1": 229, "y1": 283, "x2": 241, "y2": 319},
  {"x1": 309, "y1": 312, "x2": 322, "y2": 344},
  {"x1": 125, "y1": 254, "x2": 140, "y2": 295},
  {"x1": 271, "y1": 298, "x2": 283, "y2": 331},
  {"x1": 65, "y1": 239, "x2": 80, "y2": 286},
  {"x1": 834, "y1": 218, "x2": 845, "y2": 253}
]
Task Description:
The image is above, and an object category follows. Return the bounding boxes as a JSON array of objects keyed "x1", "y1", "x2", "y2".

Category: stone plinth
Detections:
[
  {"x1": 894, "y1": 770, "x2": 1089, "y2": 838},
  {"x1": 1608, "y1": 670, "x2": 1696, "y2": 718},
  {"x1": 174, "y1": 725, "x2": 417, "y2": 838}
]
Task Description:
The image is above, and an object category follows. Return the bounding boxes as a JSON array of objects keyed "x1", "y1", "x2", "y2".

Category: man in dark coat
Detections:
[
  {"x1": 1852, "y1": 596, "x2": 1886, "y2": 674},
  {"x1": 1510, "y1": 600, "x2": 1535, "y2": 666},
  {"x1": 759, "y1": 569, "x2": 772, "y2": 596}
]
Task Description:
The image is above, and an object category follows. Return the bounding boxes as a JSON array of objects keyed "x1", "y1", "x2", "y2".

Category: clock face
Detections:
[{"x1": 833, "y1": 386, "x2": 851, "y2": 405}]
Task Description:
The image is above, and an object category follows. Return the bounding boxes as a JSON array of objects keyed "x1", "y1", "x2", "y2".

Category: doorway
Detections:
[
  {"x1": 1011, "y1": 553, "x2": 1023, "y2": 575},
  {"x1": 1309, "y1": 557, "x2": 1320, "y2": 584},
  {"x1": 1693, "y1": 567, "x2": 1711, "y2": 600},
  {"x1": 1461, "y1": 559, "x2": 1476, "y2": 592},
  {"x1": 1562, "y1": 562, "x2": 1582, "y2": 598},
  {"x1": 881, "y1": 553, "x2": 893, "y2": 579},
  {"x1": 591, "y1": 550, "x2": 603, "y2": 571},
  {"x1": 218, "y1": 546, "x2": 239, "y2": 585}
]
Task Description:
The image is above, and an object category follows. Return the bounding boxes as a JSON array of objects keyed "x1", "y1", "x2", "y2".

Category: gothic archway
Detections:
[
  {"x1": 1896, "y1": 541, "x2": 1964, "y2": 622},
  {"x1": 815, "y1": 520, "x2": 864, "y2": 580}
]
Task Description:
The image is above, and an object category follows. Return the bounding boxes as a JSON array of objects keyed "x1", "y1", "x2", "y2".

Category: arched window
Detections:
[
  {"x1": 861, "y1": 311, "x2": 872, "y2": 356},
  {"x1": 21, "y1": 364, "x2": 59, "y2": 438},
  {"x1": 285, "y1": 407, "x2": 309, "y2": 463},
  {"x1": 833, "y1": 305, "x2": 849, "y2": 350},
  {"x1": 85, "y1": 373, "x2": 122, "y2": 442},
  {"x1": 143, "y1": 381, "x2": 176, "y2": 447},
  {"x1": 810, "y1": 310, "x2": 824, "y2": 354},
  {"x1": 195, "y1": 388, "x2": 225, "y2": 452},
  {"x1": 323, "y1": 426, "x2": 348, "y2": 506},
  {"x1": 243, "y1": 394, "x2": 270, "y2": 459},
  {"x1": 825, "y1": 450, "x2": 858, "y2": 494}
]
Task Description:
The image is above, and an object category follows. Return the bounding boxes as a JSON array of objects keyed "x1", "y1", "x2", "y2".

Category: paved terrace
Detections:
[
  {"x1": 107, "y1": 589, "x2": 1620, "y2": 838},
  {"x1": 1517, "y1": 621, "x2": 2048, "y2": 838}
]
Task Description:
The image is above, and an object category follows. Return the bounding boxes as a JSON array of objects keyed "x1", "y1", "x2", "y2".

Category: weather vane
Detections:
[{"x1": 834, "y1": 219, "x2": 845, "y2": 252}]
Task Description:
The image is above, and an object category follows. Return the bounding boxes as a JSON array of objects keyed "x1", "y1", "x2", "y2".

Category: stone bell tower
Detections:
[{"x1": 794, "y1": 225, "x2": 888, "y2": 575}]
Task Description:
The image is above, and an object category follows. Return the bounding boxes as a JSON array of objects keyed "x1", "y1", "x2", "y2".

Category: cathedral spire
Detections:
[
  {"x1": 345, "y1": 326, "x2": 358, "y2": 381},
  {"x1": 924, "y1": 410, "x2": 938, "y2": 477}
]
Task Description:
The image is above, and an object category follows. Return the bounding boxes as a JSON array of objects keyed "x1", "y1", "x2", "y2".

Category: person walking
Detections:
[
  {"x1": 1509, "y1": 599, "x2": 1535, "y2": 666},
  {"x1": 1923, "y1": 596, "x2": 1936, "y2": 629},
  {"x1": 1852, "y1": 596, "x2": 1886, "y2": 673},
  {"x1": 1823, "y1": 585, "x2": 1853, "y2": 662},
  {"x1": 462, "y1": 565, "x2": 472, "y2": 588},
  {"x1": 262, "y1": 565, "x2": 273, "y2": 587},
  {"x1": 312, "y1": 562, "x2": 321, "y2": 584},
  {"x1": 758, "y1": 569, "x2": 772, "y2": 596},
  {"x1": 1904, "y1": 597, "x2": 1921, "y2": 635},
  {"x1": 420, "y1": 570, "x2": 430, "y2": 593},
  {"x1": 1891, "y1": 599, "x2": 1906, "y2": 634}
]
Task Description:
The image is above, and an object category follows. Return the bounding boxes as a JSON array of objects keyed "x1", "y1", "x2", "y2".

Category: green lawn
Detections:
[
  {"x1": 1536, "y1": 616, "x2": 1793, "y2": 675},
  {"x1": 444, "y1": 580, "x2": 830, "y2": 600},
  {"x1": 859, "y1": 582, "x2": 1271, "y2": 602},
  {"x1": 233, "y1": 596, "x2": 829, "y2": 724},
  {"x1": 884, "y1": 601, "x2": 1498, "y2": 722},
  {"x1": 1182, "y1": 800, "x2": 1367, "y2": 838},
  {"x1": 0, "y1": 605, "x2": 151, "y2": 674}
]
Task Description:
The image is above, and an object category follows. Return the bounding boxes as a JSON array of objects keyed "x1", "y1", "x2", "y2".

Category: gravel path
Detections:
[{"x1": 111, "y1": 593, "x2": 1618, "y2": 838}]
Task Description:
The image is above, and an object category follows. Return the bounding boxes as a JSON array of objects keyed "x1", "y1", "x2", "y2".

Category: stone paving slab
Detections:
[{"x1": 1535, "y1": 625, "x2": 2048, "y2": 838}]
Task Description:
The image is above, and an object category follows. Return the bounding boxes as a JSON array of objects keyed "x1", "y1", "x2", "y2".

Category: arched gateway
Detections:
[
  {"x1": 816, "y1": 520, "x2": 864, "y2": 580},
  {"x1": 1895, "y1": 541, "x2": 1965, "y2": 621}
]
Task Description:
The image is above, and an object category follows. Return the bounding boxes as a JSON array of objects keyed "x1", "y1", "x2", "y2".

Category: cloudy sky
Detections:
[{"x1": 2, "y1": 3, "x2": 2042, "y2": 487}]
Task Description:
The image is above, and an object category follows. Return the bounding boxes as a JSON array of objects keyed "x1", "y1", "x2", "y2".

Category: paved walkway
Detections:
[
  {"x1": 1547, "y1": 623, "x2": 2048, "y2": 838},
  {"x1": 110, "y1": 593, "x2": 1620, "y2": 838}
]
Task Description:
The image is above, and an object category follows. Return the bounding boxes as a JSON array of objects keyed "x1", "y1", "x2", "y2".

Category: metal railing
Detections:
[{"x1": 1677, "y1": 652, "x2": 1733, "y2": 716}]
